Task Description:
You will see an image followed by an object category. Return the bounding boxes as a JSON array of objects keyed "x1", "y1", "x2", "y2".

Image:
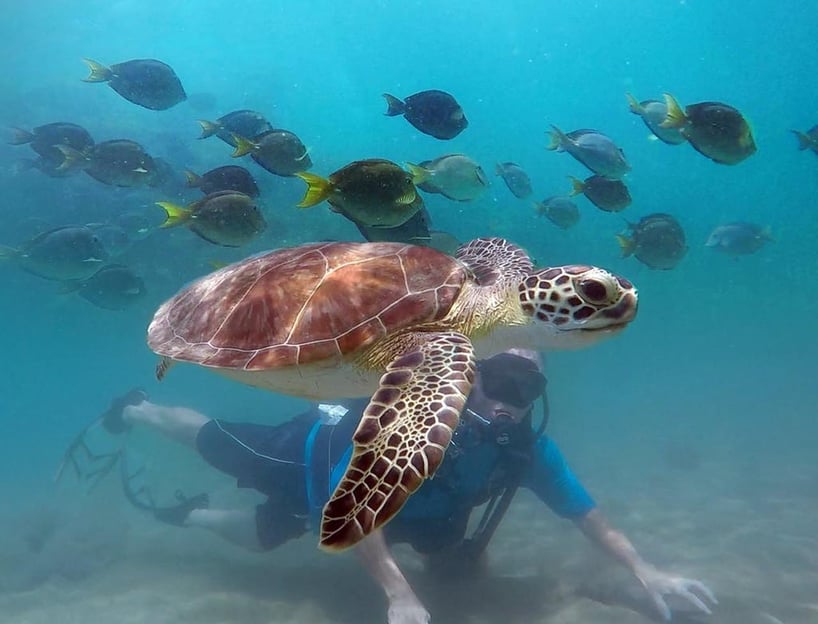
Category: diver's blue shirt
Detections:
[{"x1": 305, "y1": 401, "x2": 596, "y2": 531}]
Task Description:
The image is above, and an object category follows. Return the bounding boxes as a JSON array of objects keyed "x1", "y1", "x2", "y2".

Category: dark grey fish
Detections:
[
  {"x1": 0, "y1": 225, "x2": 108, "y2": 281},
  {"x1": 617, "y1": 213, "x2": 687, "y2": 270},
  {"x1": 791, "y1": 125, "x2": 818, "y2": 155},
  {"x1": 534, "y1": 196, "x2": 580, "y2": 229},
  {"x1": 352, "y1": 207, "x2": 460, "y2": 256},
  {"x1": 569, "y1": 175, "x2": 631, "y2": 212},
  {"x1": 425, "y1": 230, "x2": 462, "y2": 255},
  {"x1": 8, "y1": 122, "x2": 95, "y2": 165},
  {"x1": 82, "y1": 58, "x2": 186, "y2": 110},
  {"x1": 63, "y1": 264, "x2": 146, "y2": 310},
  {"x1": 626, "y1": 94, "x2": 686, "y2": 145},
  {"x1": 86, "y1": 223, "x2": 131, "y2": 257},
  {"x1": 548, "y1": 126, "x2": 631, "y2": 179},
  {"x1": 495, "y1": 162, "x2": 533, "y2": 199},
  {"x1": 15, "y1": 156, "x2": 78, "y2": 178},
  {"x1": 85, "y1": 140, "x2": 157, "y2": 187},
  {"x1": 353, "y1": 206, "x2": 432, "y2": 244},
  {"x1": 145, "y1": 157, "x2": 184, "y2": 191},
  {"x1": 705, "y1": 222, "x2": 773, "y2": 256},
  {"x1": 662, "y1": 94, "x2": 756, "y2": 165},
  {"x1": 383, "y1": 90, "x2": 468, "y2": 140},
  {"x1": 59, "y1": 139, "x2": 157, "y2": 187},
  {"x1": 232, "y1": 129, "x2": 311, "y2": 176},
  {"x1": 198, "y1": 110, "x2": 273, "y2": 146},
  {"x1": 297, "y1": 159, "x2": 421, "y2": 228},
  {"x1": 185, "y1": 165, "x2": 260, "y2": 197},
  {"x1": 115, "y1": 211, "x2": 154, "y2": 241},
  {"x1": 157, "y1": 191, "x2": 266, "y2": 247}
]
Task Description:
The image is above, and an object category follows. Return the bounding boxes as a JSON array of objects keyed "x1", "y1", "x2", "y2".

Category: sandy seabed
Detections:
[{"x1": 1, "y1": 453, "x2": 815, "y2": 624}]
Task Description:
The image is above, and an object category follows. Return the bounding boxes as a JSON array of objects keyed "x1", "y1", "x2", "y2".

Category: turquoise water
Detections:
[{"x1": 1, "y1": 1, "x2": 816, "y2": 621}]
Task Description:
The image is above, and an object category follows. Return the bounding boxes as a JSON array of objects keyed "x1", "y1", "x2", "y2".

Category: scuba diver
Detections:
[{"x1": 57, "y1": 350, "x2": 716, "y2": 624}]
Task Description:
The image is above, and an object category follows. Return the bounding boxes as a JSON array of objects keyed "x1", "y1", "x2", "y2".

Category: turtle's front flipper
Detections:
[{"x1": 320, "y1": 332, "x2": 475, "y2": 552}]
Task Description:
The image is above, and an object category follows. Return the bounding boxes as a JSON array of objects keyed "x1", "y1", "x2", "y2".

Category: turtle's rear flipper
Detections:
[{"x1": 320, "y1": 332, "x2": 475, "y2": 552}]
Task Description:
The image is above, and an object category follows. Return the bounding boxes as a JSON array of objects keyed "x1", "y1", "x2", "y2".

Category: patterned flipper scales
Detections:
[
  {"x1": 319, "y1": 331, "x2": 475, "y2": 551},
  {"x1": 455, "y1": 237, "x2": 533, "y2": 286}
]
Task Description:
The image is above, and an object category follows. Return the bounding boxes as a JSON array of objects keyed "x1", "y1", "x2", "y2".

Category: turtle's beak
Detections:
[{"x1": 602, "y1": 292, "x2": 638, "y2": 323}]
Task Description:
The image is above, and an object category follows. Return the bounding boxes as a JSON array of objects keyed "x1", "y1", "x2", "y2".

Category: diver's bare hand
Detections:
[
  {"x1": 388, "y1": 596, "x2": 430, "y2": 624},
  {"x1": 636, "y1": 564, "x2": 717, "y2": 620}
]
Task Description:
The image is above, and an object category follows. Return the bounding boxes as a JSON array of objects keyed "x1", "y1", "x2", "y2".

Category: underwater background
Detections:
[{"x1": 0, "y1": 1, "x2": 816, "y2": 623}]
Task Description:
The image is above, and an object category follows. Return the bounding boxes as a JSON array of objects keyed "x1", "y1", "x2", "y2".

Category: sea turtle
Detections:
[{"x1": 147, "y1": 237, "x2": 638, "y2": 551}]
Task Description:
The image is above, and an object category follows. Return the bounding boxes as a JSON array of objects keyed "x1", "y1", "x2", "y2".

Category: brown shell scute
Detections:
[{"x1": 148, "y1": 241, "x2": 468, "y2": 370}]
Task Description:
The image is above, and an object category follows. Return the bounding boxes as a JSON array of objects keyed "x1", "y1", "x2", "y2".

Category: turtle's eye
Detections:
[{"x1": 577, "y1": 275, "x2": 616, "y2": 305}]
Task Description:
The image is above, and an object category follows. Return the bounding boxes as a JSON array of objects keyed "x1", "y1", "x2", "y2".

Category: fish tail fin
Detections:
[
  {"x1": 546, "y1": 125, "x2": 566, "y2": 151},
  {"x1": 660, "y1": 93, "x2": 687, "y2": 129},
  {"x1": 55, "y1": 144, "x2": 87, "y2": 171},
  {"x1": 156, "y1": 202, "x2": 192, "y2": 227},
  {"x1": 197, "y1": 119, "x2": 221, "y2": 139},
  {"x1": 81, "y1": 58, "x2": 113, "y2": 82},
  {"x1": 616, "y1": 234, "x2": 636, "y2": 257},
  {"x1": 567, "y1": 176, "x2": 585, "y2": 196},
  {"x1": 295, "y1": 172, "x2": 333, "y2": 208},
  {"x1": 791, "y1": 130, "x2": 812, "y2": 151},
  {"x1": 184, "y1": 169, "x2": 202, "y2": 187},
  {"x1": 230, "y1": 134, "x2": 257, "y2": 158},
  {"x1": 625, "y1": 93, "x2": 642, "y2": 114},
  {"x1": 494, "y1": 163, "x2": 504, "y2": 176},
  {"x1": 382, "y1": 93, "x2": 405, "y2": 116},
  {"x1": 405, "y1": 162, "x2": 430, "y2": 185},
  {"x1": 532, "y1": 201, "x2": 545, "y2": 216},
  {"x1": 7, "y1": 127, "x2": 34, "y2": 145},
  {"x1": 0, "y1": 244, "x2": 18, "y2": 260}
]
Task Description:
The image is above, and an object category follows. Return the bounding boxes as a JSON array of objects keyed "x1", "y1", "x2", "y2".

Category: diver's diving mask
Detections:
[
  {"x1": 476, "y1": 353, "x2": 547, "y2": 408},
  {"x1": 455, "y1": 354, "x2": 548, "y2": 448}
]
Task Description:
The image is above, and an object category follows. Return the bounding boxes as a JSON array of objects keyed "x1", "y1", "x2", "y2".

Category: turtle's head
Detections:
[{"x1": 519, "y1": 265, "x2": 638, "y2": 349}]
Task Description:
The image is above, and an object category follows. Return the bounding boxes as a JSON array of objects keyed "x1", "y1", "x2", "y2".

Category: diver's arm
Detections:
[
  {"x1": 575, "y1": 509, "x2": 716, "y2": 620},
  {"x1": 575, "y1": 508, "x2": 649, "y2": 572},
  {"x1": 355, "y1": 529, "x2": 430, "y2": 624}
]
